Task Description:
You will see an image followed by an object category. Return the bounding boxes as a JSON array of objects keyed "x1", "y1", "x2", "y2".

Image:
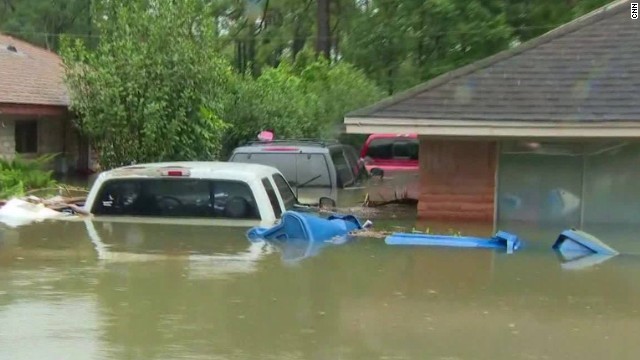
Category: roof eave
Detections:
[
  {"x1": 345, "y1": 0, "x2": 629, "y2": 119},
  {"x1": 344, "y1": 116, "x2": 640, "y2": 138}
]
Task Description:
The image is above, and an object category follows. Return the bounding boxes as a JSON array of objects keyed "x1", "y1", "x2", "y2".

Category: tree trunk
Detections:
[
  {"x1": 316, "y1": 0, "x2": 331, "y2": 60},
  {"x1": 292, "y1": 18, "x2": 306, "y2": 59}
]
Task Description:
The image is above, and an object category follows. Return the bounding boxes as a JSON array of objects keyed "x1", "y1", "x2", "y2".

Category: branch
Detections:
[
  {"x1": 3, "y1": 0, "x2": 15, "y2": 12},
  {"x1": 254, "y1": 0, "x2": 270, "y2": 36}
]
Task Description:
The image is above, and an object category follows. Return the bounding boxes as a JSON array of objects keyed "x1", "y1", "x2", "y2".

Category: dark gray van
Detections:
[{"x1": 228, "y1": 139, "x2": 367, "y2": 204}]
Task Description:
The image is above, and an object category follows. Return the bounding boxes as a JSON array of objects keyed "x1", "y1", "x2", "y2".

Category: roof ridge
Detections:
[
  {"x1": 0, "y1": 32, "x2": 61, "y2": 60},
  {"x1": 346, "y1": 0, "x2": 629, "y2": 118}
]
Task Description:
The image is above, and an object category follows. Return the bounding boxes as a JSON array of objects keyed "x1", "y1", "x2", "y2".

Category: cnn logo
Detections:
[{"x1": 632, "y1": 3, "x2": 639, "y2": 19}]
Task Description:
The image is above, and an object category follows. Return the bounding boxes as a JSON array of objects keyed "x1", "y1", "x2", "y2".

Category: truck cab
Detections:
[{"x1": 82, "y1": 162, "x2": 306, "y2": 227}]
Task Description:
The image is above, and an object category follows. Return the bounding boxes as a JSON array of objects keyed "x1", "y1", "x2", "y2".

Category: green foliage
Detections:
[
  {"x1": 222, "y1": 54, "x2": 383, "y2": 154},
  {"x1": 7, "y1": 0, "x2": 615, "y2": 164},
  {"x1": 60, "y1": 0, "x2": 235, "y2": 169},
  {"x1": 0, "y1": 154, "x2": 58, "y2": 199},
  {"x1": 0, "y1": 0, "x2": 93, "y2": 51}
]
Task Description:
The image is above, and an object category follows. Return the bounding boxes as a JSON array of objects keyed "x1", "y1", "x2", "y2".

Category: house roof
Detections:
[
  {"x1": 345, "y1": 0, "x2": 640, "y2": 138},
  {"x1": 0, "y1": 33, "x2": 69, "y2": 107}
]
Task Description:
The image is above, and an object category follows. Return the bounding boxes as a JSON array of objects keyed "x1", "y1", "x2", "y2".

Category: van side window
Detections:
[
  {"x1": 262, "y1": 177, "x2": 282, "y2": 218},
  {"x1": 273, "y1": 174, "x2": 297, "y2": 210},
  {"x1": 331, "y1": 149, "x2": 355, "y2": 188},
  {"x1": 92, "y1": 179, "x2": 261, "y2": 219}
]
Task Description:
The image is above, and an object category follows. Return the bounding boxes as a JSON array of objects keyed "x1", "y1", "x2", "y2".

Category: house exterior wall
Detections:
[
  {"x1": 0, "y1": 116, "x2": 15, "y2": 158},
  {"x1": 0, "y1": 114, "x2": 92, "y2": 173},
  {"x1": 497, "y1": 140, "x2": 640, "y2": 251},
  {"x1": 417, "y1": 138, "x2": 497, "y2": 222}
]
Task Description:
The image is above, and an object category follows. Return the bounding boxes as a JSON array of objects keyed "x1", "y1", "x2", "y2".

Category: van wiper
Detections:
[{"x1": 297, "y1": 174, "x2": 322, "y2": 189}]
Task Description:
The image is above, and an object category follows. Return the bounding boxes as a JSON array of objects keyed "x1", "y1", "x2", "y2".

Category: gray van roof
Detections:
[{"x1": 231, "y1": 142, "x2": 341, "y2": 154}]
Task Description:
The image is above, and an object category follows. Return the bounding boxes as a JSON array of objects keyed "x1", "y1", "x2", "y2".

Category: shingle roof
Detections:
[
  {"x1": 347, "y1": 0, "x2": 640, "y2": 122},
  {"x1": 0, "y1": 33, "x2": 68, "y2": 107}
]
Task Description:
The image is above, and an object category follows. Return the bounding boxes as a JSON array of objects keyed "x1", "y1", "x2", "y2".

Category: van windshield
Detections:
[
  {"x1": 91, "y1": 178, "x2": 261, "y2": 219},
  {"x1": 231, "y1": 153, "x2": 331, "y2": 187}
]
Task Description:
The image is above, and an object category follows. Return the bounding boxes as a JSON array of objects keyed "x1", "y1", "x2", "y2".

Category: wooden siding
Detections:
[{"x1": 418, "y1": 139, "x2": 497, "y2": 222}]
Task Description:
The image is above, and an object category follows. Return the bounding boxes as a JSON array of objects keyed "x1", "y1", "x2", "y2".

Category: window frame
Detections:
[
  {"x1": 262, "y1": 177, "x2": 283, "y2": 218},
  {"x1": 272, "y1": 173, "x2": 297, "y2": 211},
  {"x1": 14, "y1": 120, "x2": 38, "y2": 154},
  {"x1": 330, "y1": 147, "x2": 355, "y2": 188},
  {"x1": 91, "y1": 178, "x2": 261, "y2": 220}
]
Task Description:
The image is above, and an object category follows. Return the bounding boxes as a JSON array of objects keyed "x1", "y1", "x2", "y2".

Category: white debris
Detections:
[{"x1": 0, "y1": 198, "x2": 71, "y2": 228}]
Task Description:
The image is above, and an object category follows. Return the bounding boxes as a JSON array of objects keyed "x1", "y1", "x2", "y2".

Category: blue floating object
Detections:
[
  {"x1": 384, "y1": 230, "x2": 520, "y2": 254},
  {"x1": 246, "y1": 211, "x2": 363, "y2": 243},
  {"x1": 552, "y1": 229, "x2": 619, "y2": 258}
]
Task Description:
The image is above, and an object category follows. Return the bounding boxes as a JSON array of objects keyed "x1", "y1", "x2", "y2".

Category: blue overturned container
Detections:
[
  {"x1": 552, "y1": 229, "x2": 619, "y2": 270},
  {"x1": 552, "y1": 229, "x2": 618, "y2": 258},
  {"x1": 385, "y1": 231, "x2": 521, "y2": 254},
  {"x1": 246, "y1": 211, "x2": 363, "y2": 243}
]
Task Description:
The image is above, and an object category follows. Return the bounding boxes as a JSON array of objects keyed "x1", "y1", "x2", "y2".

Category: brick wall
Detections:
[{"x1": 418, "y1": 138, "x2": 497, "y2": 222}]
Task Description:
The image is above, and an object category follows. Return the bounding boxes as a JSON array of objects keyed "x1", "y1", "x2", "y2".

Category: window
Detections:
[
  {"x1": 273, "y1": 174, "x2": 297, "y2": 210},
  {"x1": 343, "y1": 146, "x2": 362, "y2": 177},
  {"x1": 331, "y1": 148, "x2": 354, "y2": 188},
  {"x1": 230, "y1": 153, "x2": 332, "y2": 187},
  {"x1": 365, "y1": 138, "x2": 419, "y2": 160},
  {"x1": 91, "y1": 178, "x2": 260, "y2": 219},
  {"x1": 262, "y1": 177, "x2": 282, "y2": 218},
  {"x1": 15, "y1": 120, "x2": 38, "y2": 153}
]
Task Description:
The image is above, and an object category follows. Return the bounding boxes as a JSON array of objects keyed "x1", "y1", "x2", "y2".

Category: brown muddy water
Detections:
[{"x1": 2, "y1": 214, "x2": 640, "y2": 360}]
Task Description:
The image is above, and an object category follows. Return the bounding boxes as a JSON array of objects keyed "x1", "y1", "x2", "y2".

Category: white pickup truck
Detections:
[{"x1": 81, "y1": 161, "x2": 332, "y2": 227}]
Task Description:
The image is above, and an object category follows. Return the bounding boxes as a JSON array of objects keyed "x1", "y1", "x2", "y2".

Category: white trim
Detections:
[
  {"x1": 344, "y1": 117, "x2": 640, "y2": 138},
  {"x1": 493, "y1": 141, "x2": 500, "y2": 232}
]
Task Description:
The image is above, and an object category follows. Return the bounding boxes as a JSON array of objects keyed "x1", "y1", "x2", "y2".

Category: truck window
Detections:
[
  {"x1": 273, "y1": 174, "x2": 297, "y2": 210},
  {"x1": 231, "y1": 153, "x2": 331, "y2": 187},
  {"x1": 366, "y1": 138, "x2": 419, "y2": 160},
  {"x1": 92, "y1": 178, "x2": 260, "y2": 219},
  {"x1": 262, "y1": 177, "x2": 282, "y2": 218}
]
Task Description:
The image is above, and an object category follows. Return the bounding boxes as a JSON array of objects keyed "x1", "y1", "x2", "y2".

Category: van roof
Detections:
[
  {"x1": 96, "y1": 161, "x2": 280, "y2": 182},
  {"x1": 232, "y1": 143, "x2": 333, "y2": 154}
]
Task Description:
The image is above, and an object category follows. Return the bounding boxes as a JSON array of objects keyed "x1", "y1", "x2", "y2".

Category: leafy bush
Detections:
[
  {"x1": 0, "y1": 154, "x2": 58, "y2": 199},
  {"x1": 61, "y1": 0, "x2": 235, "y2": 169},
  {"x1": 222, "y1": 55, "x2": 383, "y2": 154}
]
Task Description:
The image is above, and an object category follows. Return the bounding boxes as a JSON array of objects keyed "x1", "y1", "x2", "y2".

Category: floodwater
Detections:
[{"x1": 2, "y1": 215, "x2": 640, "y2": 360}]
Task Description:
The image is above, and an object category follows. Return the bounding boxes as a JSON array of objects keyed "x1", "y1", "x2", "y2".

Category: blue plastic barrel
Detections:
[{"x1": 246, "y1": 211, "x2": 363, "y2": 243}]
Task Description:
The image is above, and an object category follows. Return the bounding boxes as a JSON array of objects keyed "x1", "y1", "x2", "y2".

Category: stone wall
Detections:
[
  {"x1": 0, "y1": 115, "x2": 92, "y2": 173},
  {"x1": 0, "y1": 117, "x2": 15, "y2": 159},
  {"x1": 417, "y1": 138, "x2": 497, "y2": 222}
]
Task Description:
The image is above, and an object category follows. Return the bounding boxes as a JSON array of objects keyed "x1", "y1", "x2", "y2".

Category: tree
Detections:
[
  {"x1": 0, "y1": 0, "x2": 92, "y2": 51},
  {"x1": 221, "y1": 53, "x2": 383, "y2": 154},
  {"x1": 61, "y1": 0, "x2": 235, "y2": 169}
]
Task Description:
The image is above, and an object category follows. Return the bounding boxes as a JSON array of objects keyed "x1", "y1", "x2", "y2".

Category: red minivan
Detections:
[{"x1": 360, "y1": 133, "x2": 419, "y2": 174}]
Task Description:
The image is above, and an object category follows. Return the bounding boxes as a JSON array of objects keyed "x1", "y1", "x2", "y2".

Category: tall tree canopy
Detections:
[{"x1": 2, "y1": 0, "x2": 616, "y2": 167}]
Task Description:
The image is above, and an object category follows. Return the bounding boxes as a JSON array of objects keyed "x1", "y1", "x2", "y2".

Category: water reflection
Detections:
[{"x1": 2, "y1": 221, "x2": 640, "y2": 359}]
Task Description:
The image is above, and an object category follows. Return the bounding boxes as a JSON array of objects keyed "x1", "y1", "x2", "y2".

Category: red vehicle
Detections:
[{"x1": 360, "y1": 133, "x2": 419, "y2": 174}]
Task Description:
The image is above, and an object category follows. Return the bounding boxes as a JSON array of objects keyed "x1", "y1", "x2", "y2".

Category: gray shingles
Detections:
[{"x1": 348, "y1": 0, "x2": 640, "y2": 123}]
